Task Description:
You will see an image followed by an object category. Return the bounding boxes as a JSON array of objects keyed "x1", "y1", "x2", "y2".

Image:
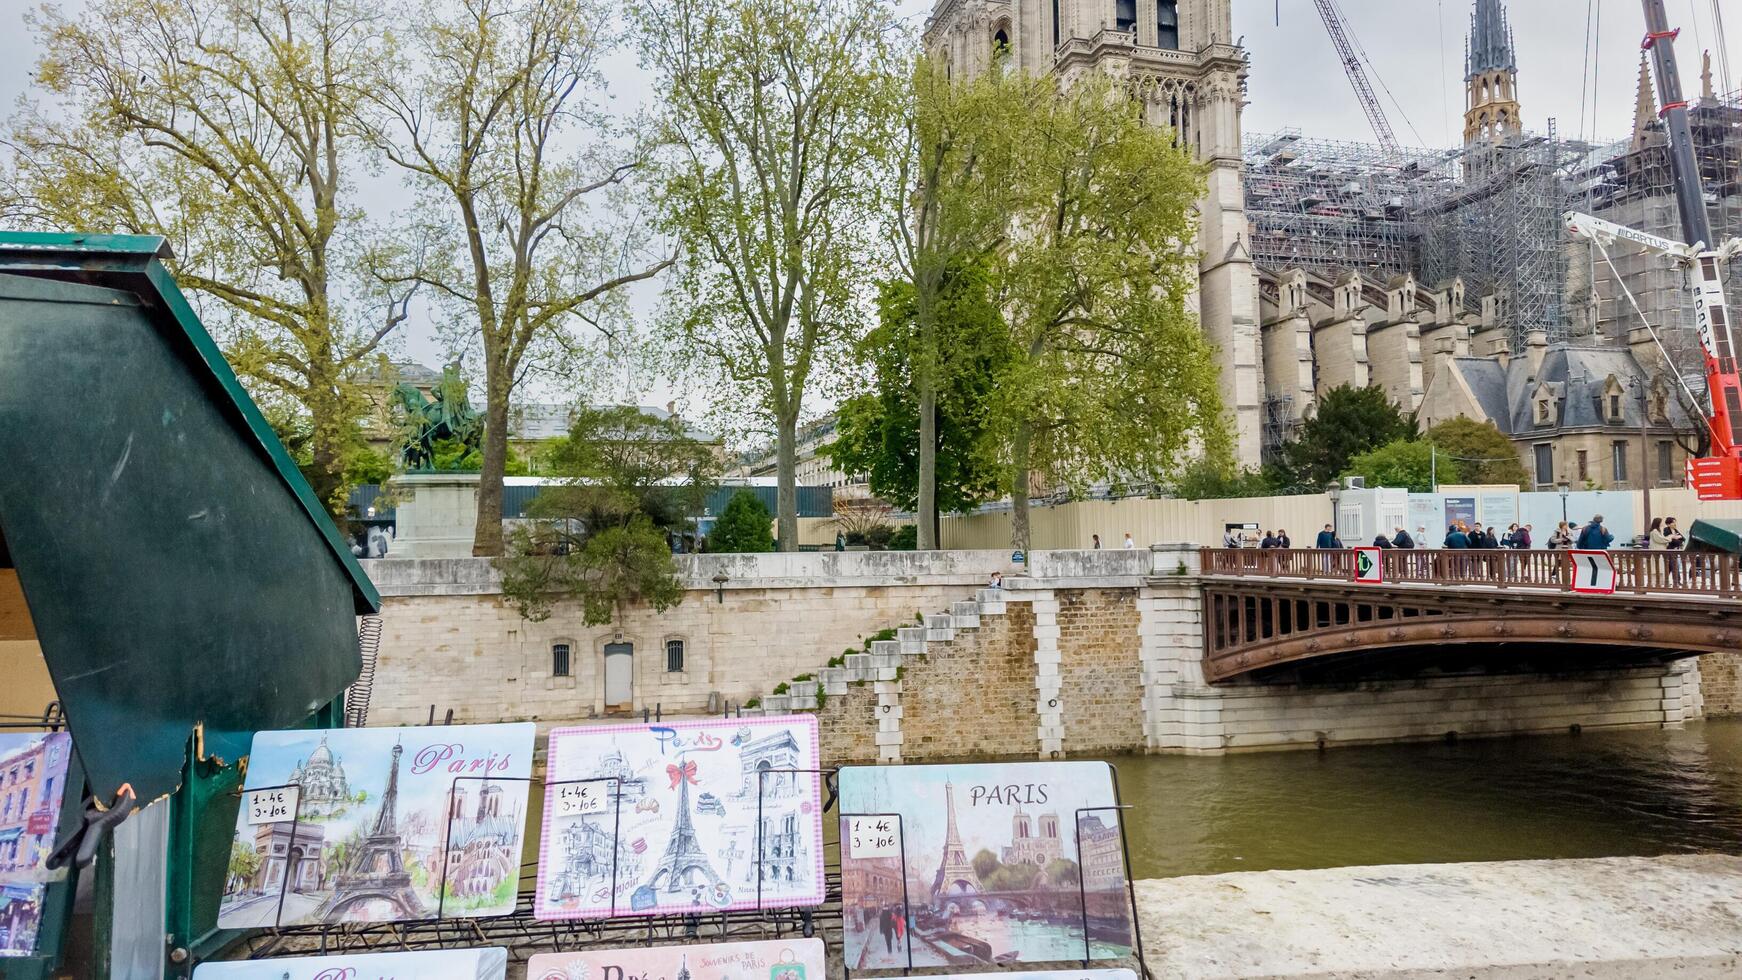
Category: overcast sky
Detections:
[{"x1": 3, "y1": 0, "x2": 1739, "y2": 426}]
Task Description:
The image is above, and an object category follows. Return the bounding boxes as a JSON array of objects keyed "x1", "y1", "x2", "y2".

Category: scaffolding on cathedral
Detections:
[
  {"x1": 1242, "y1": 126, "x2": 1591, "y2": 353},
  {"x1": 1242, "y1": 129, "x2": 1447, "y2": 279},
  {"x1": 1412, "y1": 126, "x2": 1582, "y2": 350}
]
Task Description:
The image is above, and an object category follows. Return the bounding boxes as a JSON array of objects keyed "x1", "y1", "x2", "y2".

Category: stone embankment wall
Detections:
[{"x1": 364, "y1": 548, "x2": 1720, "y2": 759}]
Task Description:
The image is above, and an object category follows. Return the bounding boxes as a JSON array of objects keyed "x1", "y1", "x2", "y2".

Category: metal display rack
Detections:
[{"x1": 233, "y1": 754, "x2": 1151, "y2": 980}]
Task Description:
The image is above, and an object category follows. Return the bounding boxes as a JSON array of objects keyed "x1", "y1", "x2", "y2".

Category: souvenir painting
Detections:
[
  {"x1": 0, "y1": 732, "x2": 72, "y2": 958},
  {"x1": 218, "y1": 723, "x2": 535, "y2": 927},
  {"x1": 192, "y1": 947, "x2": 509, "y2": 978},
  {"x1": 838, "y1": 761, "x2": 1133, "y2": 970},
  {"x1": 527, "y1": 938, "x2": 825, "y2": 980},
  {"x1": 535, "y1": 716, "x2": 824, "y2": 919}
]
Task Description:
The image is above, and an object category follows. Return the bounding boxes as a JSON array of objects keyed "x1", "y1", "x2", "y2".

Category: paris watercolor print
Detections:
[
  {"x1": 217, "y1": 723, "x2": 535, "y2": 928},
  {"x1": 527, "y1": 938, "x2": 826, "y2": 980},
  {"x1": 534, "y1": 716, "x2": 825, "y2": 919},
  {"x1": 837, "y1": 761, "x2": 1134, "y2": 970}
]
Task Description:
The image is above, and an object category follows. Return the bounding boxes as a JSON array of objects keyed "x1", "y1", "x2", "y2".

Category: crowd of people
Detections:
[{"x1": 1230, "y1": 515, "x2": 1688, "y2": 552}]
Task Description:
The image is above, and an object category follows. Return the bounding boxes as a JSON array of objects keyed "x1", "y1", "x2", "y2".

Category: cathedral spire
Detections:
[
  {"x1": 1465, "y1": 0, "x2": 1516, "y2": 80},
  {"x1": 1633, "y1": 54, "x2": 1660, "y2": 149}
]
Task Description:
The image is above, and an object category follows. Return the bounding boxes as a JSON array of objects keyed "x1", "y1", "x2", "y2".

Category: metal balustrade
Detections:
[{"x1": 1199, "y1": 548, "x2": 1741, "y2": 598}]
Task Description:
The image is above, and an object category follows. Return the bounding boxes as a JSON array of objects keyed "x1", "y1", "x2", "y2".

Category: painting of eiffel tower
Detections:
[
  {"x1": 930, "y1": 780, "x2": 982, "y2": 898},
  {"x1": 647, "y1": 758, "x2": 723, "y2": 895},
  {"x1": 317, "y1": 739, "x2": 426, "y2": 921}
]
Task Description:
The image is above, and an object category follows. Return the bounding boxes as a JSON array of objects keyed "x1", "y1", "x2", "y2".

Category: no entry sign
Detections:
[
  {"x1": 1568, "y1": 550, "x2": 1617, "y2": 594},
  {"x1": 1352, "y1": 547, "x2": 1383, "y2": 583}
]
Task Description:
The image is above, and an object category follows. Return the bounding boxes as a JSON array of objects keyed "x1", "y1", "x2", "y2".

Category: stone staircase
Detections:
[{"x1": 744, "y1": 588, "x2": 1012, "y2": 759}]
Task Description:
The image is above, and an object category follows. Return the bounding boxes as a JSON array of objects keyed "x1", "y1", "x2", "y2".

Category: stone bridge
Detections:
[{"x1": 1199, "y1": 548, "x2": 1742, "y2": 685}]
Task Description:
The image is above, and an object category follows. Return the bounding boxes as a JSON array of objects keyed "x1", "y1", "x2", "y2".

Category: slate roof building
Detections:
[{"x1": 1419, "y1": 331, "x2": 1698, "y2": 491}]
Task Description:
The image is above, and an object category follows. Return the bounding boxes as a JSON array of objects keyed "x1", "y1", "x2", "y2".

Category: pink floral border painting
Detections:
[{"x1": 534, "y1": 715, "x2": 825, "y2": 920}]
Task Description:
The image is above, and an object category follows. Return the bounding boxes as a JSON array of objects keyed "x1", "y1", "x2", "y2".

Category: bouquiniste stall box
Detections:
[{"x1": 192, "y1": 947, "x2": 508, "y2": 979}]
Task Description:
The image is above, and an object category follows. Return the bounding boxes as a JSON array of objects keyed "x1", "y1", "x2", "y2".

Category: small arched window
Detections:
[
  {"x1": 552, "y1": 642, "x2": 571, "y2": 678},
  {"x1": 666, "y1": 639, "x2": 685, "y2": 673},
  {"x1": 993, "y1": 26, "x2": 1010, "y2": 51}
]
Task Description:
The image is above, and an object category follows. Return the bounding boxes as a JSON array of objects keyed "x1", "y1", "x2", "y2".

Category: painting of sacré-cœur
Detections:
[
  {"x1": 218, "y1": 723, "x2": 535, "y2": 928},
  {"x1": 535, "y1": 716, "x2": 824, "y2": 919},
  {"x1": 839, "y1": 762, "x2": 1133, "y2": 971}
]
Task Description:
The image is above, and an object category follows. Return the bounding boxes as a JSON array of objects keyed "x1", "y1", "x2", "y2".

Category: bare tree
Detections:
[
  {"x1": 371, "y1": 0, "x2": 672, "y2": 556},
  {"x1": 3, "y1": 0, "x2": 415, "y2": 514}
]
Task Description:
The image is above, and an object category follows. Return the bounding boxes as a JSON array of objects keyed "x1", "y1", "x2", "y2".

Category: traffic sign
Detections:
[
  {"x1": 1352, "y1": 547, "x2": 1383, "y2": 583},
  {"x1": 1568, "y1": 549, "x2": 1617, "y2": 594}
]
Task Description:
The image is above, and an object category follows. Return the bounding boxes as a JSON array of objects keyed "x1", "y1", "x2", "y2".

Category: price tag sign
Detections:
[
  {"x1": 847, "y1": 816, "x2": 900, "y2": 858},
  {"x1": 244, "y1": 786, "x2": 300, "y2": 825},
  {"x1": 554, "y1": 782, "x2": 607, "y2": 817}
]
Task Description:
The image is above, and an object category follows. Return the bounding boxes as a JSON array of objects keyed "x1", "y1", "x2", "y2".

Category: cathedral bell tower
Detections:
[
  {"x1": 922, "y1": 0, "x2": 1263, "y2": 467},
  {"x1": 1464, "y1": 0, "x2": 1522, "y2": 145}
]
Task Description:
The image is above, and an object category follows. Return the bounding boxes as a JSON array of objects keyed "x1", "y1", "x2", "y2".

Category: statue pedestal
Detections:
[{"x1": 389, "y1": 472, "x2": 481, "y2": 558}]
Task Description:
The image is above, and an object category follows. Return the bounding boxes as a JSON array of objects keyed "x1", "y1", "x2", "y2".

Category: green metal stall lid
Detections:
[
  {"x1": 1690, "y1": 518, "x2": 1742, "y2": 555},
  {"x1": 0, "y1": 230, "x2": 377, "y2": 806},
  {"x1": 0, "y1": 231, "x2": 379, "y2": 612}
]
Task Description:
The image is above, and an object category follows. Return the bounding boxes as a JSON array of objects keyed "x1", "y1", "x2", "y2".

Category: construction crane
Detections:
[
  {"x1": 1311, "y1": 0, "x2": 1401, "y2": 155},
  {"x1": 1564, "y1": 0, "x2": 1742, "y2": 500}
]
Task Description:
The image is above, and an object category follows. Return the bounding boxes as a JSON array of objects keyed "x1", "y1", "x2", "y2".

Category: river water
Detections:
[{"x1": 1110, "y1": 717, "x2": 1742, "y2": 879}]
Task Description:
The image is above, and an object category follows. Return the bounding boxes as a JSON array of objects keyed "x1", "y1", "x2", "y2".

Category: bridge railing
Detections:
[{"x1": 1198, "y1": 547, "x2": 1741, "y2": 598}]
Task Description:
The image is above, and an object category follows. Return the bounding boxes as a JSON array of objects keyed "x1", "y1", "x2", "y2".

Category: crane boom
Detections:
[
  {"x1": 1571, "y1": 0, "x2": 1742, "y2": 500},
  {"x1": 1311, "y1": 0, "x2": 1401, "y2": 155}
]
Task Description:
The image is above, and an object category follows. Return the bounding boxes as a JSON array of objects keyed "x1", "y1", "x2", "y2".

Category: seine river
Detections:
[{"x1": 1108, "y1": 718, "x2": 1742, "y2": 879}]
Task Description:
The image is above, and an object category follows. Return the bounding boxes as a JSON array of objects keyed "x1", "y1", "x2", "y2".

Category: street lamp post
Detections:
[
  {"x1": 1557, "y1": 479, "x2": 1570, "y2": 525},
  {"x1": 1326, "y1": 482, "x2": 1343, "y2": 544}
]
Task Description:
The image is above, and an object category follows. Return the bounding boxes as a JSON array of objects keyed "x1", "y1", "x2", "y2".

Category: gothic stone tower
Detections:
[
  {"x1": 924, "y1": 0, "x2": 1263, "y2": 466},
  {"x1": 1463, "y1": 0, "x2": 1521, "y2": 145}
]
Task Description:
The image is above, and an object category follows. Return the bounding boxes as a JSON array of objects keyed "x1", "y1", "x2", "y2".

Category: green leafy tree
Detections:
[
  {"x1": 971, "y1": 848, "x2": 999, "y2": 881},
  {"x1": 827, "y1": 265, "x2": 1012, "y2": 532},
  {"x1": 4, "y1": 0, "x2": 419, "y2": 517},
  {"x1": 710, "y1": 491, "x2": 775, "y2": 554},
  {"x1": 372, "y1": 0, "x2": 672, "y2": 557},
  {"x1": 984, "y1": 861, "x2": 1040, "y2": 892},
  {"x1": 227, "y1": 841, "x2": 262, "y2": 891},
  {"x1": 1424, "y1": 417, "x2": 1530, "y2": 490},
  {"x1": 1043, "y1": 858, "x2": 1080, "y2": 888},
  {"x1": 996, "y1": 74, "x2": 1228, "y2": 549},
  {"x1": 1170, "y1": 460, "x2": 1278, "y2": 500},
  {"x1": 498, "y1": 407, "x2": 718, "y2": 624},
  {"x1": 636, "y1": 0, "x2": 904, "y2": 551},
  {"x1": 1345, "y1": 440, "x2": 1457, "y2": 493},
  {"x1": 892, "y1": 57, "x2": 1034, "y2": 547},
  {"x1": 1274, "y1": 385, "x2": 1415, "y2": 493}
]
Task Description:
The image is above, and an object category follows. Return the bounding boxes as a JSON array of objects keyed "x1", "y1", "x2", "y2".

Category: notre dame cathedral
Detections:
[{"x1": 923, "y1": 0, "x2": 1263, "y2": 466}]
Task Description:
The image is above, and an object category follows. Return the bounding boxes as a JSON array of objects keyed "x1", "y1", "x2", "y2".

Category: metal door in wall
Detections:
[{"x1": 604, "y1": 642, "x2": 633, "y2": 711}]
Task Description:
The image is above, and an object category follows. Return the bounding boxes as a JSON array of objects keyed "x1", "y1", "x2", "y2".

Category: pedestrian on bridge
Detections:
[
  {"x1": 1576, "y1": 516, "x2": 1614, "y2": 550},
  {"x1": 1277, "y1": 529, "x2": 1292, "y2": 548},
  {"x1": 1511, "y1": 524, "x2": 1532, "y2": 549},
  {"x1": 1315, "y1": 524, "x2": 1341, "y2": 549},
  {"x1": 1371, "y1": 534, "x2": 1393, "y2": 549},
  {"x1": 1444, "y1": 524, "x2": 1470, "y2": 548},
  {"x1": 1548, "y1": 522, "x2": 1573, "y2": 549},
  {"x1": 1392, "y1": 526, "x2": 1415, "y2": 549},
  {"x1": 1649, "y1": 518, "x2": 1670, "y2": 550},
  {"x1": 1260, "y1": 530, "x2": 1280, "y2": 549}
]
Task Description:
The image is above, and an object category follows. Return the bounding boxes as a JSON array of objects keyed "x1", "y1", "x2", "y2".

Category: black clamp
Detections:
[{"x1": 47, "y1": 783, "x2": 136, "y2": 871}]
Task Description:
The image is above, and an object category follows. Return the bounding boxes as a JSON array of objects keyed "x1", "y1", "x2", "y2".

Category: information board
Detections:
[
  {"x1": 192, "y1": 947, "x2": 508, "y2": 978},
  {"x1": 217, "y1": 723, "x2": 536, "y2": 928},
  {"x1": 837, "y1": 761, "x2": 1132, "y2": 970},
  {"x1": 528, "y1": 938, "x2": 825, "y2": 980},
  {"x1": 0, "y1": 732, "x2": 71, "y2": 959},
  {"x1": 535, "y1": 716, "x2": 825, "y2": 920}
]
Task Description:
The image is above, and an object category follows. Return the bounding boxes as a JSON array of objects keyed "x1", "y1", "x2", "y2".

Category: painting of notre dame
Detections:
[{"x1": 218, "y1": 723, "x2": 535, "y2": 927}]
